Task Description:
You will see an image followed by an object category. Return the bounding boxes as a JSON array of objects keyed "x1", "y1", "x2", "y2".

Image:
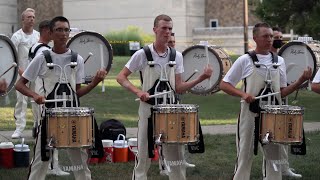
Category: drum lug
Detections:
[{"x1": 262, "y1": 132, "x2": 270, "y2": 144}]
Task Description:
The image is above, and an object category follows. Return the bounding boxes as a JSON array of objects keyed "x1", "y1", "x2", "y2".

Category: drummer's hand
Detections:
[
  {"x1": 241, "y1": 93, "x2": 255, "y2": 103},
  {"x1": 137, "y1": 91, "x2": 150, "y2": 102},
  {"x1": 33, "y1": 94, "x2": 46, "y2": 104},
  {"x1": 0, "y1": 79, "x2": 7, "y2": 93},
  {"x1": 93, "y1": 69, "x2": 107, "y2": 83},
  {"x1": 200, "y1": 64, "x2": 213, "y2": 80},
  {"x1": 18, "y1": 68, "x2": 24, "y2": 76},
  {"x1": 298, "y1": 66, "x2": 312, "y2": 83}
]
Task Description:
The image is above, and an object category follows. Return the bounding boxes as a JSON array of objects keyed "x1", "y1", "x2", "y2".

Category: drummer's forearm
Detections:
[
  {"x1": 76, "y1": 83, "x2": 95, "y2": 97},
  {"x1": 281, "y1": 79, "x2": 304, "y2": 97},
  {"x1": 220, "y1": 81, "x2": 245, "y2": 98},
  {"x1": 15, "y1": 78, "x2": 37, "y2": 98},
  {"x1": 311, "y1": 83, "x2": 320, "y2": 94}
]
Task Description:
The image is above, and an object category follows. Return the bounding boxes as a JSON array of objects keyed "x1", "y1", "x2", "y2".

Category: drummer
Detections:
[
  {"x1": 15, "y1": 16, "x2": 106, "y2": 180},
  {"x1": 220, "y1": 22, "x2": 311, "y2": 179},
  {"x1": 117, "y1": 14, "x2": 212, "y2": 180},
  {"x1": 0, "y1": 79, "x2": 7, "y2": 94},
  {"x1": 271, "y1": 26, "x2": 302, "y2": 178}
]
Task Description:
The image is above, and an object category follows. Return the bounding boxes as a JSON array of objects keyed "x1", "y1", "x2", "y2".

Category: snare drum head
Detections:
[
  {"x1": 67, "y1": 31, "x2": 113, "y2": 83},
  {"x1": 0, "y1": 35, "x2": 18, "y2": 96},
  {"x1": 279, "y1": 41, "x2": 317, "y2": 87},
  {"x1": 182, "y1": 45, "x2": 223, "y2": 95}
]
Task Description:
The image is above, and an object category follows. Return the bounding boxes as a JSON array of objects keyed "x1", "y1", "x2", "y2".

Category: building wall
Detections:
[
  {"x1": 0, "y1": 0, "x2": 17, "y2": 37},
  {"x1": 205, "y1": 0, "x2": 260, "y2": 27},
  {"x1": 63, "y1": 0, "x2": 205, "y2": 51}
]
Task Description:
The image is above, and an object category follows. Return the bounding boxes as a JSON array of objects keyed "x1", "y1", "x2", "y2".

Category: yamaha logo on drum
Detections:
[
  {"x1": 181, "y1": 116, "x2": 186, "y2": 138},
  {"x1": 288, "y1": 118, "x2": 293, "y2": 139},
  {"x1": 71, "y1": 120, "x2": 77, "y2": 143}
]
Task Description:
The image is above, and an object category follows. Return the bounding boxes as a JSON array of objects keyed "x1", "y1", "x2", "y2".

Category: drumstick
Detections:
[
  {"x1": 84, "y1": 52, "x2": 93, "y2": 64},
  {"x1": 100, "y1": 44, "x2": 105, "y2": 92},
  {"x1": 134, "y1": 91, "x2": 172, "y2": 101},
  {"x1": 185, "y1": 69, "x2": 199, "y2": 82},
  {"x1": 0, "y1": 62, "x2": 17, "y2": 78},
  {"x1": 240, "y1": 92, "x2": 280, "y2": 103},
  {"x1": 31, "y1": 99, "x2": 68, "y2": 103}
]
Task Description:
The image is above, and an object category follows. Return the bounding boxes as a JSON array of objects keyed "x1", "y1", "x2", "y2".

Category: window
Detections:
[{"x1": 210, "y1": 19, "x2": 218, "y2": 28}]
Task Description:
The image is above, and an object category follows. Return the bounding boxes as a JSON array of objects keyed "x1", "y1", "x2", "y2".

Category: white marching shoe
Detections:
[
  {"x1": 282, "y1": 168, "x2": 302, "y2": 178},
  {"x1": 47, "y1": 166, "x2": 70, "y2": 176},
  {"x1": 11, "y1": 130, "x2": 22, "y2": 139}
]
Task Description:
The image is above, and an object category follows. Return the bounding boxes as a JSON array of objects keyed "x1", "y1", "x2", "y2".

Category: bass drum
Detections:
[
  {"x1": 67, "y1": 31, "x2": 113, "y2": 84},
  {"x1": 182, "y1": 45, "x2": 231, "y2": 95},
  {"x1": 209, "y1": 46, "x2": 232, "y2": 93},
  {"x1": 0, "y1": 35, "x2": 18, "y2": 96},
  {"x1": 278, "y1": 41, "x2": 320, "y2": 88}
]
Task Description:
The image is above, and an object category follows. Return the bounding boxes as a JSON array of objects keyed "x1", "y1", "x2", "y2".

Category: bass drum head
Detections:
[
  {"x1": 0, "y1": 35, "x2": 18, "y2": 96},
  {"x1": 182, "y1": 45, "x2": 223, "y2": 95},
  {"x1": 67, "y1": 31, "x2": 113, "y2": 83},
  {"x1": 278, "y1": 41, "x2": 317, "y2": 88}
]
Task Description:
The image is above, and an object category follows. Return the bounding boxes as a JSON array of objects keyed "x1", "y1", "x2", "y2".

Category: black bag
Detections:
[
  {"x1": 100, "y1": 119, "x2": 126, "y2": 141},
  {"x1": 188, "y1": 121, "x2": 205, "y2": 153}
]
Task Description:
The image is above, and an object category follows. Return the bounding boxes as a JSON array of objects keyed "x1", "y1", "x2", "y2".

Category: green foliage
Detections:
[
  {"x1": 254, "y1": 0, "x2": 320, "y2": 39},
  {"x1": 104, "y1": 26, "x2": 154, "y2": 56}
]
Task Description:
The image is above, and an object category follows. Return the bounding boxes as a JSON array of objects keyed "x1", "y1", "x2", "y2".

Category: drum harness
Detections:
[
  {"x1": 246, "y1": 51, "x2": 281, "y2": 155},
  {"x1": 143, "y1": 45, "x2": 177, "y2": 173},
  {"x1": 40, "y1": 50, "x2": 80, "y2": 161}
]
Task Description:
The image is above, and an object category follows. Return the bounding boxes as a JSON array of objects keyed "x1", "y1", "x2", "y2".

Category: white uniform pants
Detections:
[
  {"x1": 14, "y1": 90, "x2": 28, "y2": 132},
  {"x1": 28, "y1": 125, "x2": 91, "y2": 180},
  {"x1": 133, "y1": 103, "x2": 186, "y2": 180}
]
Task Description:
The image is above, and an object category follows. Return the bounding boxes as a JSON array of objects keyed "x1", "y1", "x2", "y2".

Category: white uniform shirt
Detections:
[
  {"x1": 11, "y1": 29, "x2": 40, "y2": 70},
  {"x1": 125, "y1": 44, "x2": 184, "y2": 74},
  {"x1": 223, "y1": 53, "x2": 287, "y2": 88},
  {"x1": 22, "y1": 49, "x2": 85, "y2": 84},
  {"x1": 312, "y1": 69, "x2": 320, "y2": 83}
]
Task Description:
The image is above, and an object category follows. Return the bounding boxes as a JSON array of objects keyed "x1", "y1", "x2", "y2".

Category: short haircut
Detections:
[
  {"x1": 49, "y1": 16, "x2": 70, "y2": 32},
  {"x1": 272, "y1": 26, "x2": 282, "y2": 33},
  {"x1": 21, "y1": 8, "x2": 35, "y2": 20},
  {"x1": 253, "y1": 22, "x2": 271, "y2": 36},
  {"x1": 171, "y1": 32, "x2": 175, "y2": 36},
  {"x1": 39, "y1": 20, "x2": 51, "y2": 33},
  {"x1": 154, "y1": 14, "x2": 172, "y2": 27}
]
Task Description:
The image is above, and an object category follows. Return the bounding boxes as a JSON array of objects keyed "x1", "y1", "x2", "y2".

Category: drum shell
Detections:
[
  {"x1": 260, "y1": 105, "x2": 304, "y2": 144},
  {"x1": 46, "y1": 107, "x2": 94, "y2": 148},
  {"x1": 152, "y1": 104, "x2": 199, "y2": 143}
]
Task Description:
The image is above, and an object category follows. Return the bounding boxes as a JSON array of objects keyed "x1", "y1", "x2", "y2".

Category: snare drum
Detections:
[
  {"x1": 279, "y1": 41, "x2": 320, "y2": 88},
  {"x1": 0, "y1": 35, "x2": 18, "y2": 96},
  {"x1": 67, "y1": 31, "x2": 113, "y2": 83},
  {"x1": 46, "y1": 107, "x2": 94, "y2": 148},
  {"x1": 152, "y1": 104, "x2": 199, "y2": 143},
  {"x1": 182, "y1": 45, "x2": 231, "y2": 95},
  {"x1": 260, "y1": 105, "x2": 304, "y2": 144}
]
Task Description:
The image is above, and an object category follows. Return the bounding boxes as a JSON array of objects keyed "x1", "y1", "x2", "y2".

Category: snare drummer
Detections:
[
  {"x1": 15, "y1": 16, "x2": 107, "y2": 180},
  {"x1": 271, "y1": 27, "x2": 302, "y2": 178},
  {"x1": 220, "y1": 22, "x2": 311, "y2": 180},
  {"x1": 117, "y1": 14, "x2": 212, "y2": 180}
]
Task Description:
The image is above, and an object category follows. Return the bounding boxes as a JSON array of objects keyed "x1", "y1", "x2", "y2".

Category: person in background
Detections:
[{"x1": 11, "y1": 8, "x2": 40, "y2": 139}]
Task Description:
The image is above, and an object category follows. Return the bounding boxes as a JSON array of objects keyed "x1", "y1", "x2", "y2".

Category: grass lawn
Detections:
[
  {"x1": 1, "y1": 56, "x2": 319, "y2": 130},
  {"x1": 0, "y1": 132, "x2": 319, "y2": 179}
]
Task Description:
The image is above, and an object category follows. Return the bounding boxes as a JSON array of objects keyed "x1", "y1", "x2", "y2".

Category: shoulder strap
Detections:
[
  {"x1": 143, "y1": 45, "x2": 154, "y2": 65},
  {"x1": 168, "y1": 47, "x2": 176, "y2": 67},
  {"x1": 246, "y1": 50, "x2": 259, "y2": 63},
  {"x1": 43, "y1": 50, "x2": 53, "y2": 70},
  {"x1": 70, "y1": 50, "x2": 78, "y2": 68},
  {"x1": 28, "y1": 43, "x2": 51, "y2": 60},
  {"x1": 270, "y1": 51, "x2": 278, "y2": 63}
]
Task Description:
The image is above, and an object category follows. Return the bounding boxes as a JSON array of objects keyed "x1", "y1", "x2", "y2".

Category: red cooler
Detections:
[{"x1": 0, "y1": 142, "x2": 14, "y2": 168}]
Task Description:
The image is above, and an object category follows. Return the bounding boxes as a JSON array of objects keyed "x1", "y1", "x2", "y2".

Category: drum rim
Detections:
[
  {"x1": 278, "y1": 41, "x2": 317, "y2": 88},
  {"x1": 0, "y1": 35, "x2": 18, "y2": 96},
  {"x1": 67, "y1": 31, "x2": 113, "y2": 73},
  {"x1": 182, "y1": 45, "x2": 223, "y2": 95}
]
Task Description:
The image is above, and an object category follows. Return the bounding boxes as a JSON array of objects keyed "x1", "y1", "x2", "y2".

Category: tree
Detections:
[{"x1": 254, "y1": 0, "x2": 320, "y2": 39}]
